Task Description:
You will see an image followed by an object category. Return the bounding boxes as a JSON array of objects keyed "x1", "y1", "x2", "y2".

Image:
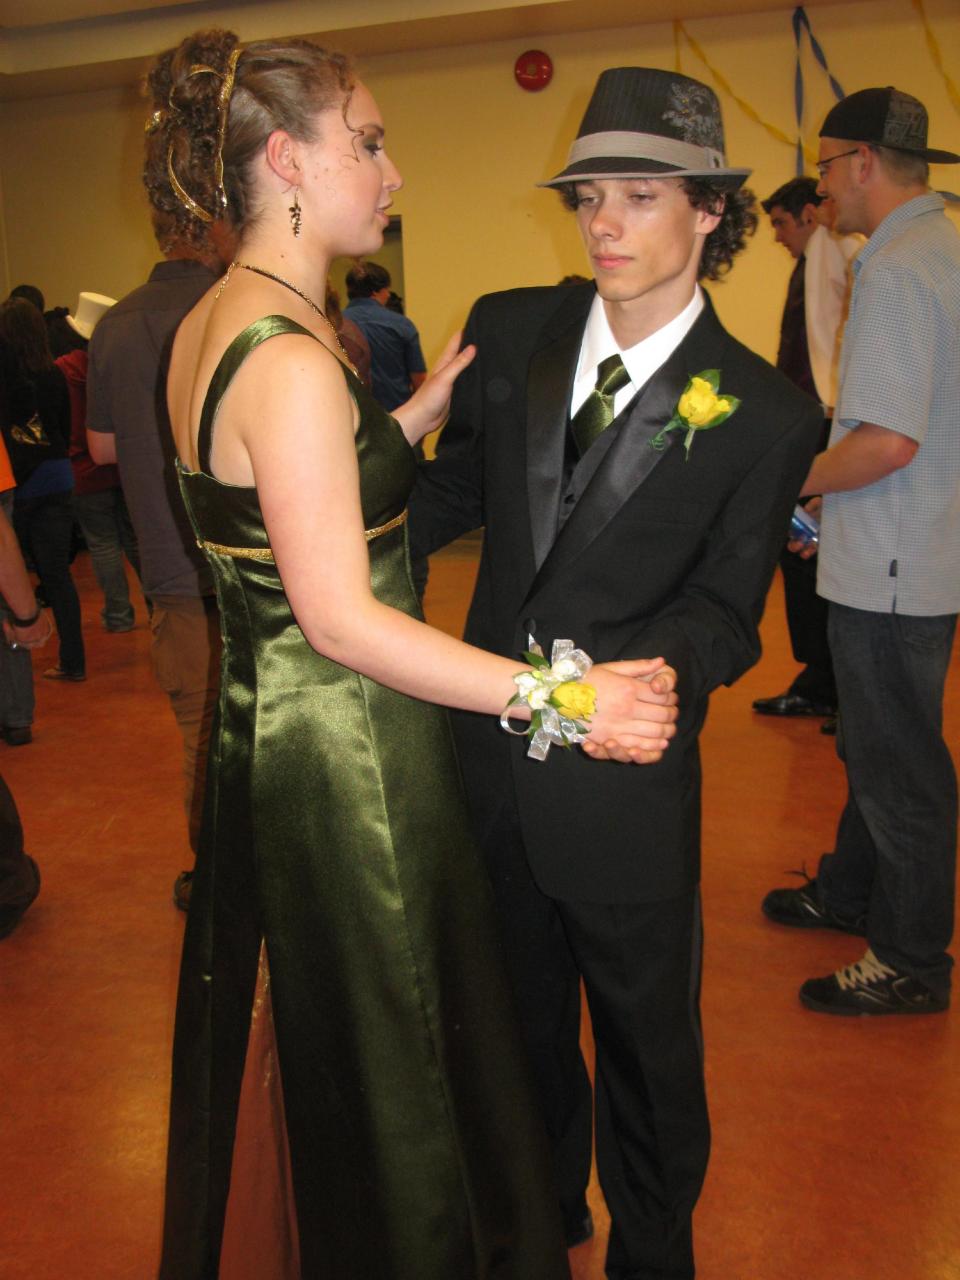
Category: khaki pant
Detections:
[{"x1": 149, "y1": 594, "x2": 221, "y2": 854}]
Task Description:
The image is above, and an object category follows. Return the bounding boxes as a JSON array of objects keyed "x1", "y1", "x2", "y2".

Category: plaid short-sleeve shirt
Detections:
[{"x1": 818, "y1": 194, "x2": 960, "y2": 616}]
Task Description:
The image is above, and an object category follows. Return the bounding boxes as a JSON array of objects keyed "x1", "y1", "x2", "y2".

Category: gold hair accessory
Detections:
[
  {"x1": 167, "y1": 145, "x2": 214, "y2": 223},
  {"x1": 212, "y1": 46, "x2": 240, "y2": 213},
  {"x1": 166, "y1": 45, "x2": 241, "y2": 222},
  {"x1": 289, "y1": 187, "x2": 302, "y2": 237}
]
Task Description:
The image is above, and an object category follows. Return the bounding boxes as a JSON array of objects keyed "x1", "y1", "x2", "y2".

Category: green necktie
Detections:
[{"x1": 570, "y1": 353, "x2": 632, "y2": 457}]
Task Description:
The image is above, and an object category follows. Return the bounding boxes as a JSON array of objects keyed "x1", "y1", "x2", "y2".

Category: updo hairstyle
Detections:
[{"x1": 143, "y1": 29, "x2": 354, "y2": 248}]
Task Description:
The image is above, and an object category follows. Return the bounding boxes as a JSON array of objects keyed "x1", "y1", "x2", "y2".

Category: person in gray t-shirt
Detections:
[
  {"x1": 87, "y1": 210, "x2": 234, "y2": 909},
  {"x1": 762, "y1": 87, "x2": 960, "y2": 1017}
]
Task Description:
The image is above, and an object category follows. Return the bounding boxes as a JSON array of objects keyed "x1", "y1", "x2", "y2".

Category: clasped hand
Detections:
[{"x1": 581, "y1": 659, "x2": 679, "y2": 765}]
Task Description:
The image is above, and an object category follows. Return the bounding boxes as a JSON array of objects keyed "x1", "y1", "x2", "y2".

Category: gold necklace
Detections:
[{"x1": 220, "y1": 260, "x2": 355, "y2": 370}]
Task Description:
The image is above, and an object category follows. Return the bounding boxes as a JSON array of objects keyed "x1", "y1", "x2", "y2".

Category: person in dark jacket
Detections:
[{"x1": 410, "y1": 67, "x2": 821, "y2": 1279}]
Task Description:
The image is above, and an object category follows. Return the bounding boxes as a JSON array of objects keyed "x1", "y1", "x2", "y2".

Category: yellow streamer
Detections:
[
  {"x1": 674, "y1": 20, "x2": 819, "y2": 167},
  {"x1": 911, "y1": 0, "x2": 960, "y2": 118}
]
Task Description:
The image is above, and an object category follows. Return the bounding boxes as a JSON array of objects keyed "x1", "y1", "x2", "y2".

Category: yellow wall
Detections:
[{"x1": 0, "y1": 0, "x2": 956, "y2": 365}]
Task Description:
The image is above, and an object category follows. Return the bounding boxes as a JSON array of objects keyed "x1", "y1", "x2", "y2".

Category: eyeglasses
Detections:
[{"x1": 815, "y1": 148, "x2": 860, "y2": 179}]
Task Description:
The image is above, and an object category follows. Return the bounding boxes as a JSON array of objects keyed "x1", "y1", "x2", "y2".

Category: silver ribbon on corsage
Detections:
[{"x1": 500, "y1": 636, "x2": 595, "y2": 762}]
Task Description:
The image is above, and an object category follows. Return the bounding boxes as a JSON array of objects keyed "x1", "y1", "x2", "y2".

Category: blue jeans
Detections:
[
  {"x1": 73, "y1": 488, "x2": 141, "y2": 629},
  {"x1": 818, "y1": 603, "x2": 958, "y2": 999},
  {"x1": 13, "y1": 490, "x2": 85, "y2": 676}
]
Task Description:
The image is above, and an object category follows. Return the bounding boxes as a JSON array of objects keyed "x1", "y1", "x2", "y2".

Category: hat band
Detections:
[{"x1": 567, "y1": 130, "x2": 726, "y2": 172}]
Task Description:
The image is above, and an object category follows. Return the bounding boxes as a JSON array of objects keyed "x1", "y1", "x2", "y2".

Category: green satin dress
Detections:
[{"x1": 158, "y1": 317, "x2": 569, "y2": 1280}]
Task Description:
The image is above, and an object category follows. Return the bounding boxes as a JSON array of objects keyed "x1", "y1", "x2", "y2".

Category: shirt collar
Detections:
[
  {"x1": 854, "y1": 192, "x2": 945, "y2": 276},
  {"x1": 577, "y1": 286, "x2": 704, "y2": 393},
  {"x1": 150, "y1": 259, "x2": 218, "y2": 282}
]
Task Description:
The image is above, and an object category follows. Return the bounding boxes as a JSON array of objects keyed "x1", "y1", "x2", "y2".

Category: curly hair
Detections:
[
  {"x1": 556, "y1": 177, "x2": 758, "y2": 282},
  {"x1": 681, "y1": 179, "x2": 758, "y2": 280},
  {"x1": 142, "y1": 29, "x2": 354, "y2": 250}
]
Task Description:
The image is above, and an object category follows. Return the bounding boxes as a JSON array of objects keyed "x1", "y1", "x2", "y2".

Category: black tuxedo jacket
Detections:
[{"x1": 409, "y1": 283, "x2": 822, "y2": 904}]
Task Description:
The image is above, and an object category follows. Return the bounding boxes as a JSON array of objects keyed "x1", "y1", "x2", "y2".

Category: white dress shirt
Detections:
[
  {"x1": 570, "y1": 287, "x2": 705, "y2": 420},
  {"x1": 803, "y1": 224, "x2": 861, "y2": 412}
]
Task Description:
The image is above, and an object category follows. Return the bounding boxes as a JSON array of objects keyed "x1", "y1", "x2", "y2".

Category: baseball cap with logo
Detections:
[{"x1": 819, "y1": 87, "x2": 959, "y2": 164}]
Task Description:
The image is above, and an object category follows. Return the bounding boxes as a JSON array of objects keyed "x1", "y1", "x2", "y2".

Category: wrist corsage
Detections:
[{"x1": 500, "y1": 637, "x2": 596, "y2": 762}]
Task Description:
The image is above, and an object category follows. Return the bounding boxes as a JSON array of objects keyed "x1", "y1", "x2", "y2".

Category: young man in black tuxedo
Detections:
[{"x1": 410, "y1": 68, "x2": 822, "y2": 1280}]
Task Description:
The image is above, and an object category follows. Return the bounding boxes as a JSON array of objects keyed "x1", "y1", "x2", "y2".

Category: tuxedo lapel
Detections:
[
  {"x1": 525, "y1": 290, "x2": 592, "y2": 570},
  {"x1": 524, "y1": 296, "x2": 729, "y2": 599}
]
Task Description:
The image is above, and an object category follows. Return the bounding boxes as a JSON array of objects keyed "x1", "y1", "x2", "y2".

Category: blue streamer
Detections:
[{"x1": 793, "y1": 6, "x2": 845, "y2": 175}]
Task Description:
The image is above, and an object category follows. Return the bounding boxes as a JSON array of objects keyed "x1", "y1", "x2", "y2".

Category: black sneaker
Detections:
[
  {"x1": 800, "y1": 950, "x2": 949, "y2": 1016},
  {"x1": 762, "y1": 871, "x2": 866, "y2": 936}
]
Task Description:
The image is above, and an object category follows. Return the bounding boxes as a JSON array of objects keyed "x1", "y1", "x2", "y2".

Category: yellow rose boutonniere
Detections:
[{"x1": 651, "y1": 369, "x2": 741, "y2": 460}]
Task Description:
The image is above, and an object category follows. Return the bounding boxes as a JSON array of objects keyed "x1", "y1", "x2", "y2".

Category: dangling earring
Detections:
[{"x1": 289, "y1": 187, "x2": 302, "y2": 237}]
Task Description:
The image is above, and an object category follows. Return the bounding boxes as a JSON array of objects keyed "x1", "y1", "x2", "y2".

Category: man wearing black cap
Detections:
[
  {"x1": 763, "y1": 88, "x2": 960, "y2": 1018},
  {"x1": 411, "y1": 68, "x2": 821, "y2": 1278}
]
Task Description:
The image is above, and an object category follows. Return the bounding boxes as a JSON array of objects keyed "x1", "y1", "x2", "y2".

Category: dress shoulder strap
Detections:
[{"x1": 196, "y1": 314, "x2": 318, "y2": 476}]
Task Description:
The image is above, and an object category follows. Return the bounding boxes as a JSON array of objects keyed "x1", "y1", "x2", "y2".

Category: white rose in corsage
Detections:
[
  {"x1": 651, "y1": 369, "x2": 741, "y2": 461},
  {"x1": 500, "y1": 638, "x2": 597, "y2": 762}
]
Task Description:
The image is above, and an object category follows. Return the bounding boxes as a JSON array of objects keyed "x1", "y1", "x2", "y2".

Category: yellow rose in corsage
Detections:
[
  {"x1": 552, "y1": 681, "x2": 597, "y2": 721},
  {"x1": 651, "y1": 369, "x2": 741, "y2": 461},
  {"x1": 500, "y1": 638, "x2": 597, "y2": 761}
]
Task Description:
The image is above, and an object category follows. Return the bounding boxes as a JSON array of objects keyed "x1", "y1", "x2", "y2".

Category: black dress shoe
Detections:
[
  {"x1": 762, "y1": 872, "x2": 866, "y2": 935},
  {"x1": 0, "y1": 856, "x2": 40, "y2": 940},
  {"x1": 800, "y1": 950, "x2": 948, "y2": 1016},
  {"x1": 563, "y1": 1206, "x2": 594, "y2": 1248},
  {"x1": 752, "y1": 691, "x2": 835, "y2": 717}
]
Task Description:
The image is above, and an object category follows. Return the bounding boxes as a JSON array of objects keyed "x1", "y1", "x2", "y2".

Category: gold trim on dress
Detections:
[
  {"x1": 363, "y1": 509, "x2": 408, "y2": 542},
  {"x1": 197, "y1": 509, "x2": 407, "y2": 560},
  {"x1": 197, "y1": 539, "x2": 275, "y2": 562}
]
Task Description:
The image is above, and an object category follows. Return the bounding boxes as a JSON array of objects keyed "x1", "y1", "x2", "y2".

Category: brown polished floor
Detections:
[{"x1": 1, "y1": 549, "x2": 958, "y2": 1280}]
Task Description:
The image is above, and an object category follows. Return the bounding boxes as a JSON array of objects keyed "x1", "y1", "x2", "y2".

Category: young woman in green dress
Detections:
[{"x1": 151, "y1": 28, "x2": 678, "y2": 1279}]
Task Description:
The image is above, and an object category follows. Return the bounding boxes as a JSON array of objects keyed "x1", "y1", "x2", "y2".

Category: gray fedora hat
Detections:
[{"x1": 541, "y1": 67, "x2": 751, "y2": 189}]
